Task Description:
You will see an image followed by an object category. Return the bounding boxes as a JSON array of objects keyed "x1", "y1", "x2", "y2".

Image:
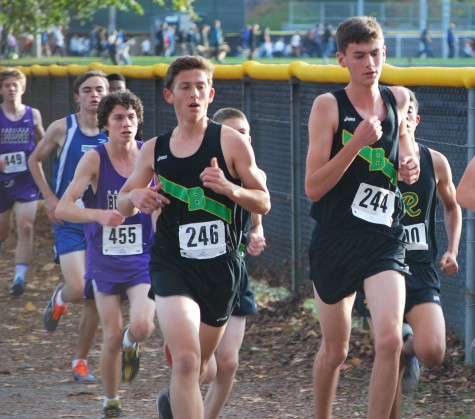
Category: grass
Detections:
[{"x1": 1, "y1": 54, "x2": 475, "y2": 68}]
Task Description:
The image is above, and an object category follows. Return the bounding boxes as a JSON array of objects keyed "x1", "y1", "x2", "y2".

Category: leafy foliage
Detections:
[{"x1": 0, "y1": 0, "x2": 196, "y2": 37}]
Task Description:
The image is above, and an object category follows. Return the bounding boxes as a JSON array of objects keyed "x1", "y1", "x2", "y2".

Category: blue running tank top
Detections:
[
  {"x1": 52, "y1": 114, "x2": 108, "y2": 199},
  {"x1": 0, "y1": 106, "x2": 36, "y2": 182},
  {"x1": 82, "y1": 143, "x2": 154, "y2": 283}
]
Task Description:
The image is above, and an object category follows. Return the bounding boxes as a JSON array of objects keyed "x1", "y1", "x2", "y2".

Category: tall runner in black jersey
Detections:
[
  {"x1": 305, "y1": 16, "x2": 420, "y2": 419},
  {"x1": 117, "y1": 56, "x2": 270, "y2": 419}
]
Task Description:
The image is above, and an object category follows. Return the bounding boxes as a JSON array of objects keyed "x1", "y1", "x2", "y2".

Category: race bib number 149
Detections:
[{"x1": 0, "y1": 151, "x2": 26, "y2": 174}]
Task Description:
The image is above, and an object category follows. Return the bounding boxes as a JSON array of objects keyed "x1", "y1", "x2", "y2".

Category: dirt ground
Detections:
[{"x1": 0, "y1": 204, "x2": 474, "y2": 418}]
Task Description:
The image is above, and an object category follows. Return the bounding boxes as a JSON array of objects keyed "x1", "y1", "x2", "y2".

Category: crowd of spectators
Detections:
[
  {"x1": 2, "y1": 20, "x2": 475, "y2": 63},
  {"x1": 240, "y1": 22, "x2": 336, "y2": 60}
]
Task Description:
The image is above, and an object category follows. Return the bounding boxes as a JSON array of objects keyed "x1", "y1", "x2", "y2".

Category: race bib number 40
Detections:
[
  {"x1": 351, "y1": 182, "x2": 395, "y2": 227},
  {"x1": 179, "y1": 220, "x2": 226, "y2": 259},
  {"x1": 102, "y1": 224, "x2": 143, "y2": 255},
  {"x1": 403, "y1": 223, "x2": 428, "y2": 251},
  {"x1": 0, "y1": 151, "x2": 26, "y2": 174}
]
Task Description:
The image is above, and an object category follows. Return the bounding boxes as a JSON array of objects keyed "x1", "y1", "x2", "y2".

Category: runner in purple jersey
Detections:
[
  {"x1": 55, "y1": 90, "x2": 155, "y2": 418},
  {"x1": 0, "y1": 68, "x2": 45, "y2": 296},
  {"x1": 28, "y1": 70, "x2": 109, "y2": 383}
]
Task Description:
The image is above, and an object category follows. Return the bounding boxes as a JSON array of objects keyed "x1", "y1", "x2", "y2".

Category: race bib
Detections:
[
  {"x1": 403, "y1": 223, "x2": 428, "y2": 251},
  {"x1": 1, "y1": 151, "x2": 26, "y2": 174},
  {"x1": 102, "y1": 224, "x2": 143, "y2": 255},
  {"x1": 351, "y1": 182, "x2": 395, "y2": 227},
  {"x1": 179, "y1": 220, "x2": 226, "y2": 259}
]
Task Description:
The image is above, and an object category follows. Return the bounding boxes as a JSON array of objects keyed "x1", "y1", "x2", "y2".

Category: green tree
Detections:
[{"x1": 0, "y1": 0, "x2": 196, "y2": 36}]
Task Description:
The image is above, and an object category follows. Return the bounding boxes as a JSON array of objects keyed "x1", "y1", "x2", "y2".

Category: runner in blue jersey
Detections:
[
  {"x1": 28, "y1": 70, "x2": 109, "y2": 383},
  {"x1": 55, "y1": 90, "x2": 156, "y2": 418},
  {"x1": 0, "y1": 68, "x2": 45, "y2": 296}
]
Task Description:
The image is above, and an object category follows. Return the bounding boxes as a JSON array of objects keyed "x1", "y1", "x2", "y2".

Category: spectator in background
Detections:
[
  {"x1": 97, "y1": 27, "x2": 107, "y2": 58},
  {"x1": 417, "y1": 24, "x2": 434, "y2": 58},
  {"x1": 273, "y1": 37, "x2": 286, "y2": 57},
  {"x1": 250, "y1": 24, "x2": 260, "y2": 59},
  {"x1": 41, "y1": 29, "x2": 51, "y2": 57},
  {"x1": 447, "y1": 22, "x2": 456, "y2": 58},
  {"x1": 241, "y1": 24, "x2": 253, "y2": 58},
  {"x1": 209, "y1": 20, "x2": 225, "y2": 63},
  {"x1": 290, "y1": 31, "x2": 302, "y2": 57},
  {"x1": 200, "y1": 24, "x2": 211, "y2": 49},
  {"x1": 165, "y1": 25, "x2": 176, "y2": 57},
  {"x1": 21, "y1": 34, "x2": 34, "y2": 57},
  {"x1": 186, "y1": 24, "x2": 200, "y2": 56},
  {"x1": 7, "y1": 31, "x2": 18, "y2": 59},
  {"x1": 51, "y1": 25, "x2": 65, "y2": 56},
  {"x1": 88, "y1": 25, "x2": 99, "y2": 57},
  {"x1": 322, "y1": 23, "x2": 335, "y2": 61},
  {"x1": 463, "y1": 38, "x2": 475, "y2": 57},
  {"x1": 257, "y1": 29, "x2": 273, "y2": 59},
  {"x1": 141, "y1": 38, "x2": 151, "y2": 56},
  {"x1": 70, "y1": 34, "x2": 81, "y2": 57},
  {"x1": 107, "y1": 30, "x2": 119, "y2": 65},
  {"x1": 155, "y1": 22, "x2": 168, "y2": 56},
  {"x1": 118, "y1": 37, "x2": 134, "y2": 65}
]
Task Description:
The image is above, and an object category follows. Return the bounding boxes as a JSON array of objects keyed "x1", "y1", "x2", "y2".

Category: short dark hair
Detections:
[
  {"x1": 336, "y1": 16, "x2": 384, "y2": 54},
  {"x1": 97, "y1": 90, "x2": 143, "y2": 130},
  {"x1": 212, "y1": 107, "x2": 246, "y2": 124},
  {"x1": 408, "y1": 89, "x2": 419, "y2": 114},
  {"x1": 165, "y1": 55, "x2": 214, "y2": 90},
  {"x1": 106, "y1": 73, "x2": 126, "y2": 83},
  {"x1": 73, "y1": 70, "x2": 108, "y2": 95}
]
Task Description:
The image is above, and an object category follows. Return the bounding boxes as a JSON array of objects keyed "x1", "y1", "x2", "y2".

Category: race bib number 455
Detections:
[
  {"x1": 179, "y1": 220, "x2": 226, "y2": 259},
  {"x1": 102, "y1": 224, "x2": 143, "y2": 255},
  {"x1": 351, "y1": 182, "x2": 395, "y2": 227}
]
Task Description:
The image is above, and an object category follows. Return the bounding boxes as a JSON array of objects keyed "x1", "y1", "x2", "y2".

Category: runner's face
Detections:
[
  {"x1": 108, "y1": 80, "x2": 126, "y2": 92},
  {"x1": 164, "y1": 69, "x2": 214, "y2": 121},
  {"x1": 0, "y1": 77, "x2": 25, "y2": 102},
  {"x1": 104, "y1": 104, "x2": 138, "y2": 141},
  {"x1": 75, "y1": 76, "x2": 108, "y2": 111},
  {"x1": 406, "y1": 101, "x2": 420, "y2": 136},
  {"x1": 222, "y1": 117, "x2": 251, "y2": 143},
  {"x1": 338, "y1": 40, "x2": 386, "y2": 86}
]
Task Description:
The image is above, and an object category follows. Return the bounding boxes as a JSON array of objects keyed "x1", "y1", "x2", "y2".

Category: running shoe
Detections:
[
  {"x1": 43, "y1": 284, "x2": 68, "y2": 332},
  {"x1": 103, "y1": 400, "x2": 123, "y2": 418},
  {"x1": 9, "y1": 277, "x2": 25, "y2": 296},
  {"x1": 156, "y1": 389, "x2": 173, "y2": 419},
  {"x1": 121, "y1": 333, "x2": 140, "y2": 382},
  {"x1": 402, "y1": 322, "x2": 420, "y2": 393},
  {"x1": 72, "y1": 359, "x2": 96, "y2": 383}
]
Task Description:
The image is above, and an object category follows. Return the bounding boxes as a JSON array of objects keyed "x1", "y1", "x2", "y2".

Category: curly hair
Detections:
[{"x1": 97, "y1": 90, "x2": 143, "y2": 130}]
